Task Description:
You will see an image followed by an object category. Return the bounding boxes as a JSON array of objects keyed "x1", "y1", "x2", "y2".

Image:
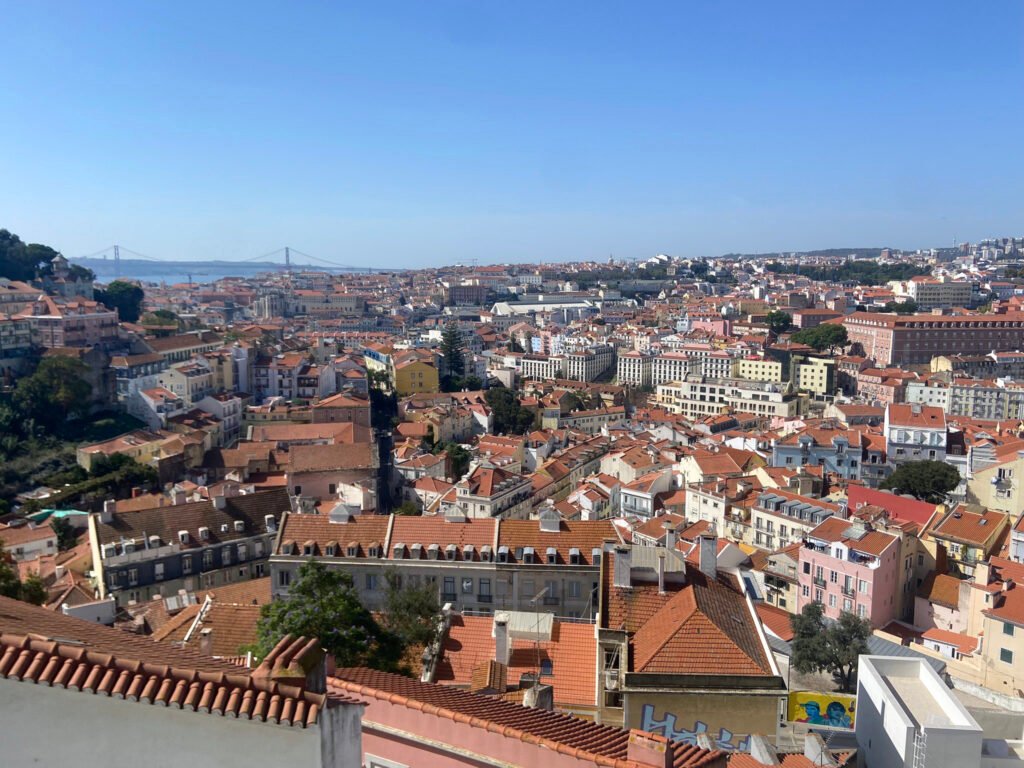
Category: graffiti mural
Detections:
[
  {"x1": 639, "y1": 704, "x2": 751, "y2": 751},
  {"x1": 787, "y1": 691, "x2": 855, "y2": 729}
]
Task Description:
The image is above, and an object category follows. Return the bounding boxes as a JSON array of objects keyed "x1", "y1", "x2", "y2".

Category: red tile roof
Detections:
[{"x1": 0, "y1": 599, "x2": 356, "y2": 727}]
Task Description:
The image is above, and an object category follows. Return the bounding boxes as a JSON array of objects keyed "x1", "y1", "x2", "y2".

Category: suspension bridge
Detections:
[{"x1": 71, "y1": 244, "x2": 380, "y2": 278}]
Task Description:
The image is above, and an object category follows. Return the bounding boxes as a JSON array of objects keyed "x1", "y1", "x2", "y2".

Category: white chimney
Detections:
[
  {"x1": 657, "y1": 549, "x2": 666, "y2": 595},
  {"x1": 613, "y1": 546, "x2": 632, "y2": 589},
  {"x1": 494, "y1": 615, "x2": 510, "y2": 666},
  {"x1": 697, "y1": 534, "x2": 717, "y2": 580},
  {"x1": 100, "y1": 500, "x2": 116, "y2": 524},
  {"x1": 662, "y1": 522, "x2": 676, "y2": 551}
]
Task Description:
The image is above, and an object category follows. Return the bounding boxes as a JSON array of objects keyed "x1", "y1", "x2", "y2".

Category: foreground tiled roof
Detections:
[
  {"x1": 0, "y1": 599, "x2": 356, "y2": 727},
  {"x1": 331, "y1": 667, "x2": 724, "y2": 768}
]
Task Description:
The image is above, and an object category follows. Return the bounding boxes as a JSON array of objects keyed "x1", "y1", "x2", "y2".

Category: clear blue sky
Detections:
[{"x1": 1, "y1": 1, "x2": 1021, "y2": 268}]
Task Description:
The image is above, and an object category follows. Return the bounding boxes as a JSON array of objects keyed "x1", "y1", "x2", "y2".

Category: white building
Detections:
[
  {"x1": 616, "y1": 350, "x2": 652, "y2": 387},
  {"x1": 855, "y1": 656, "x2": 984, "y2": 768}
]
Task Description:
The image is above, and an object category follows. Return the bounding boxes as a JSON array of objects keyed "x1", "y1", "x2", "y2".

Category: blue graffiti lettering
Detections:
[{"x1": 639, "y1": 704, "x2": 751, "y2": 752}]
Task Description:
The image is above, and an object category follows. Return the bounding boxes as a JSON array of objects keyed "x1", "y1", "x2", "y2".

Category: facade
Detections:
[
  {"x1": 841, "y1": 311, "x2": 1024, "y2": 366},
  {"x1": 89, "y1": 488, "x2": 290, "y2": 606},
  {"x1": 770, "y1": 426, "x2": 867, "y2": 483},
  {"x1": 750, "y1": 490, "x2": 840, "y2": 552},
  {"x1": 616, "y1": 350, "x2": 653, "y2": 387},
  {"x1": 928, "y1": 507, "x2": 1009, "y2": 579},
  {"x1": 656, "y1": 376, "x2": 805, "y2": 421},
  {"x1": 733, "y1": 357, "x2": 783, "y2": 383},
  {"x1": 905, "y1": 276, "x2": 973, "y2": 310},
  {"x1": 450, "y1": 465, "x2": 533, "y2": 519},
  {"x1": 884, "y1": 403, "x2": 947, "y2": 466},
  {"x1": 520, "y1": 354, "x2": 564, "y2": 381},
  {"x1": 948, "y1": 378, "x2": 1024, "y2": 422},
  {"x1": 16, "y1": 295, "x2": 119, "y2": 348},
  {"x1": 797, "y1": 516, "x2": 901, "y2": 628},
  {"x1": 563, "y1": 344, "x2": 614, "y2": 382}
]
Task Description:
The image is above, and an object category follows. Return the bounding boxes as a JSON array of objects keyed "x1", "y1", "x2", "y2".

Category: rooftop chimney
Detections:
[
  {"x1": 626, "y1": 730, "x2": 671, "y2": 768},
  {"x1": 494, "y1": 615, "x2": 510, "y2": 666},
  {"x1": 697, "y1": 534, "x2": 717, "y2": 580},
  {"x1": 748, "y1": 734, "x2": 782, "y2": 766},
  {"x1": 100, "y1": 500, "x2": 115, "y2": 524},
  {"x1": 662, "y1": 522, "x2": 677, "y2": 551},
  {"x1": 199, "y1": 628, "x2": 213, "y2": 657},
  {"x1": 657, "y1": 549, "x2": 667, "y2": 595},
  {"x1": 613, "y1": 546, "x2": 632, "y2": 589}
]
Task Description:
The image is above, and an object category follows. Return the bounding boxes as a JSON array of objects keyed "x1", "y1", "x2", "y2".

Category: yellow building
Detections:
[
  {"x1": 394, "y1": 359, "x2": 439, "y2": 396},
  {"x1": 733, "y1": 357, "x2": 784, "y2": 383},
  {"x1": 796, "y1": 358, "x2": 835, "y2": 396}
]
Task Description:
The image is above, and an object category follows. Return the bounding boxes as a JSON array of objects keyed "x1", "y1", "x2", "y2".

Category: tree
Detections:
[
  {"x1": 14, "y1": 356, "x2": 92, "y2": 432},
  {"x1": 395, "y1": 501, "x2": 420, "y2": 516},
  {"x1": 883, "y1": 299, "x2": 918, "y2": 314},
  {"x1": 766, "y1": 310, "x2": 792, "y2": 336},
  {"x1": 441, "y1": 441, "x2": 471, "y2": 481},
  {"x1": 253, "y1": 561, "x2": 400, "y2": 669},
  {"x1": 880, "y1": 461, "x2": 960, "y2": 504},
  {"x1": 791, "y1": 603, "x2": 871, "y2": 693},
  {"x1": 485, "y1": 385, "x2": 535, "y2": 435},
  {"x1": 440, "y1": 321, "x2": 465, "y2": 390},
  {"x1": 51, "y1": 516, "x2": 77, "y2": 551},
  {"x1": 381, "y1": 567, "x2": 441, "y2": 650},
  {"x1": 0, "y1": 229, "x2": 61, "y2": 281},
  {"x1": 0, "y1": 543, "x2": 48, "y2": 605},
  {"x1": 95, "y1": 281, "x2": 145, "y2": 323},
  {"x1": 790, "y1": 324, "x2": 849, "y2": 353}
]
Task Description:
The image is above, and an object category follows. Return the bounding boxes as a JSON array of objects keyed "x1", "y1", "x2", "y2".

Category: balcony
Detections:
[
  {"x1": 813, "y1": 577, "x2": 827, "y2": 588},
  {"x1": 441, "y1": 592, "x2": 457, "y2": 602},
  {"x1": 841, "y1": 586, "x2": 855, "y2": 597},
  {"x1": 477, "y1": 594, "x2": 492, "y2": 603},
  {"x1": 543, "y1": 596, "x2": 560, "y2": 606}
]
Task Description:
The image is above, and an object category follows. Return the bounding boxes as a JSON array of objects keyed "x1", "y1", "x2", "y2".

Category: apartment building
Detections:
[
  {"x1": 797, "y1": 516, "x2": 901, "y2": 628},
  {"x1": 16, "y1": 295, "x2": 119, "y2": 348},
  {"x1": 520, "y1": 354, "x2": 564, "y2": 381},
  {"x1": 563, "y1": 344, "x2": 614, "y2": 382},
  {"x1": 656, "y1": 376, "x2": 805, "y2": 420},
  {"x1": 447, "y1": 464, "x2": 534, "y2": 519},
  {"x1": 841, "y1": 311, "x2": 1024, "y2": 366},
  {"x1": 616, "y1": 350, "x2": 653, "y2": 387},
  {"x1": 733, "y1": 356, "x2": 784, "y2": 383},
  {"x1": 905, "y1": 276, "x2": 973, "y2": 310},
  {"x1": 158, "y1": 358, "x2": 215, "y2": 407},
  {"x1": 948, "y1": 378, "x2": 1024, "y2": 421},
  {"x1": 89, "y1": 487, "x2": 290, "y2": 606},
  {"x1": 750, "y1": 490, "x2": 840, "y2": 552},
  {"x1": 884, "y1": 403, "x2": 948, "y2": 466},
  {"x1": 270, "y1": 508, "x2": 616, "y2": 620},
  {"x1": 651, "y1": 352, "x2": 700, "y2": 386},
  {"x1": 770, "y1": 425, "x2": 869, "y2": 482},
  {"x1": 928, "y1": 507, "x2": 1009, "y2": 579}
]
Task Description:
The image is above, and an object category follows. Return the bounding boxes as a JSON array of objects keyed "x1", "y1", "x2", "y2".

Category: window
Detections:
[
  {"x1": 442, "y1": 576, "x2": 456, "y2": 599},
  {"x1": 803, "y1": 562, "x2": 811, "y2": 574},
  {"x1": 568, "y1": 581, "x2": 581, "y2": 599},
  {"x1": 293, "y1": 485, "x2": 302, "y2": 495},
  {"x1": 830, "y1": 570, "x2": 838, "y2": 583},
  {"x1": 1004, "y1": 623, "x2": 1015, "y2": 637},
  {"x1": 366, "y1": 573, "x2": 378, "y2": 591},
  {"x1": 278, "y1": 570, "x2": 291, "y2": 588},
  {"x1": 128, "y1": 568, "x2": 139, "y2": 586},
  {"x1": 154, "y1": 563, "x2": 164, "y2": 581},
  {"x1": 917, "y1": 554, "x2": 924, "y2": 566},
  {"x1": 461, "y1": 577, "x2": 473, "y2": 594},
  {"x1": 828, "y1": 594, "x2": 837, "y2": 608},
  {"x1": 328, "y1": 483, "x2": 336, "y2": 495},
  {"x1": 479, "y1": 578, "x2": 491, "y2": 601},
  {"x1": 222, "y1": 546, "x2": 232, "y2": 565},
  {"x1": 203, "y1": 550, "x2": 214, "y2": 570},
  {"x1": 181, "y1": 555, "x2": 193, "y2": 574},
  {"x1": 254, "y1": 563, "x2": 265, "y2": 577},
  {"x1": 814, "y1": 589, "x2": 823, "y2": 603},
  {"x1": 255, "y1": 540, "x2": 264, "y2": 558},
  {"x1": 238, "y1": 543, "x2": 248, "y2": 561},
  {"x1": 858, "y1": 579, "x2": 868, "y2": 594},
  {"x1": 1001, "y1": 648, "x2": 1014, "y2": 665},
  {"x1": 802, "y1": 585, "x2": 810, "y2": 597},
  {"x1": 843, "y1": 598, "x2": 853, "y2": 612},
  {"x1": 857, "y1": 604, "x2": 867, "y2": 619}
]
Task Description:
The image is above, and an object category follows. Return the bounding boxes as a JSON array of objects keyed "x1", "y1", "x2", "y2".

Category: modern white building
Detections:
[{"x1": 856, "y1": 656, "x2": 984, "y2": 768}]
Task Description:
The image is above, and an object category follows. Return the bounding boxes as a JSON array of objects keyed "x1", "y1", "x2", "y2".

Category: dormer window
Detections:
[
  {"x1": 325, "y1": 543, "x2": 337, "y2": 557},
  {"x1": 445, "y1": 544, "x2": 457, "y2": 561},
  {"x1": 592, "y1": 548, "x2": 602, "y2": 565},
  {"x1": 428, "y1": 543, "x2": 440, "y2": 560},
  {"x1": 369, "y1": 544, "x2": 381, "y2": 558},
  {"x1": 393, "y1": 543, "x2": 406, "y2": 559},
  {"x1": 522, "y1": 546, "x2": 534, "y2": 564},
  {"x1": 347, "y1": 544, "x2": 358, "y2": 558},
  {"x1": 498, "y1": 545, "x2": 509, "y2": 564},
  {"x1": 546, "y1": 547, "x2": 558, "y2": 565},
  {"x1": 480, "y1": 545, "x2": 492, "y2": 562},
  {"x1": 569, "y1": 547, "x2": 581, "y2": 566},
  {"x1": 411, "y1": 543, "x2": 423, "y2": 559}
]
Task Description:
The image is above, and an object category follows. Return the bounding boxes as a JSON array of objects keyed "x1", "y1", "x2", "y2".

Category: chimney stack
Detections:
[
  {"x1": 662, "y1": 522, "x2": 677, "y2": 551},
  {"x1": 613, "y1": 545, "x2": 632, "y2": 588},
  {"x1": 100, "y1": 500, "x2": 116, "y2": 524},
  {"x1": 657, "y1": 549, "x2": 667, "y2": 595},
  {"x1": 697, "y1": 534, "x2": 717, "y2": 580},
  {"x1": 494, "y1": 615, "x2": 510, "y2": 666}
]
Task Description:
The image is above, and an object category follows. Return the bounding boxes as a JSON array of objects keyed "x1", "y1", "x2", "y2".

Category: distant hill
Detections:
[{"x1": 720, "y1": 247, "x2": 889, "y2": 260}]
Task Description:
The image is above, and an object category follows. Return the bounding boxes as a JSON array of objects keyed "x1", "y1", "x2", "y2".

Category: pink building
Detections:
[
  {"x1": 330, "y1": 667, "x2": 726, "y2": 768},
  {"x1": 797, "y1": 516, "x2": 900, "y2": 628}
]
